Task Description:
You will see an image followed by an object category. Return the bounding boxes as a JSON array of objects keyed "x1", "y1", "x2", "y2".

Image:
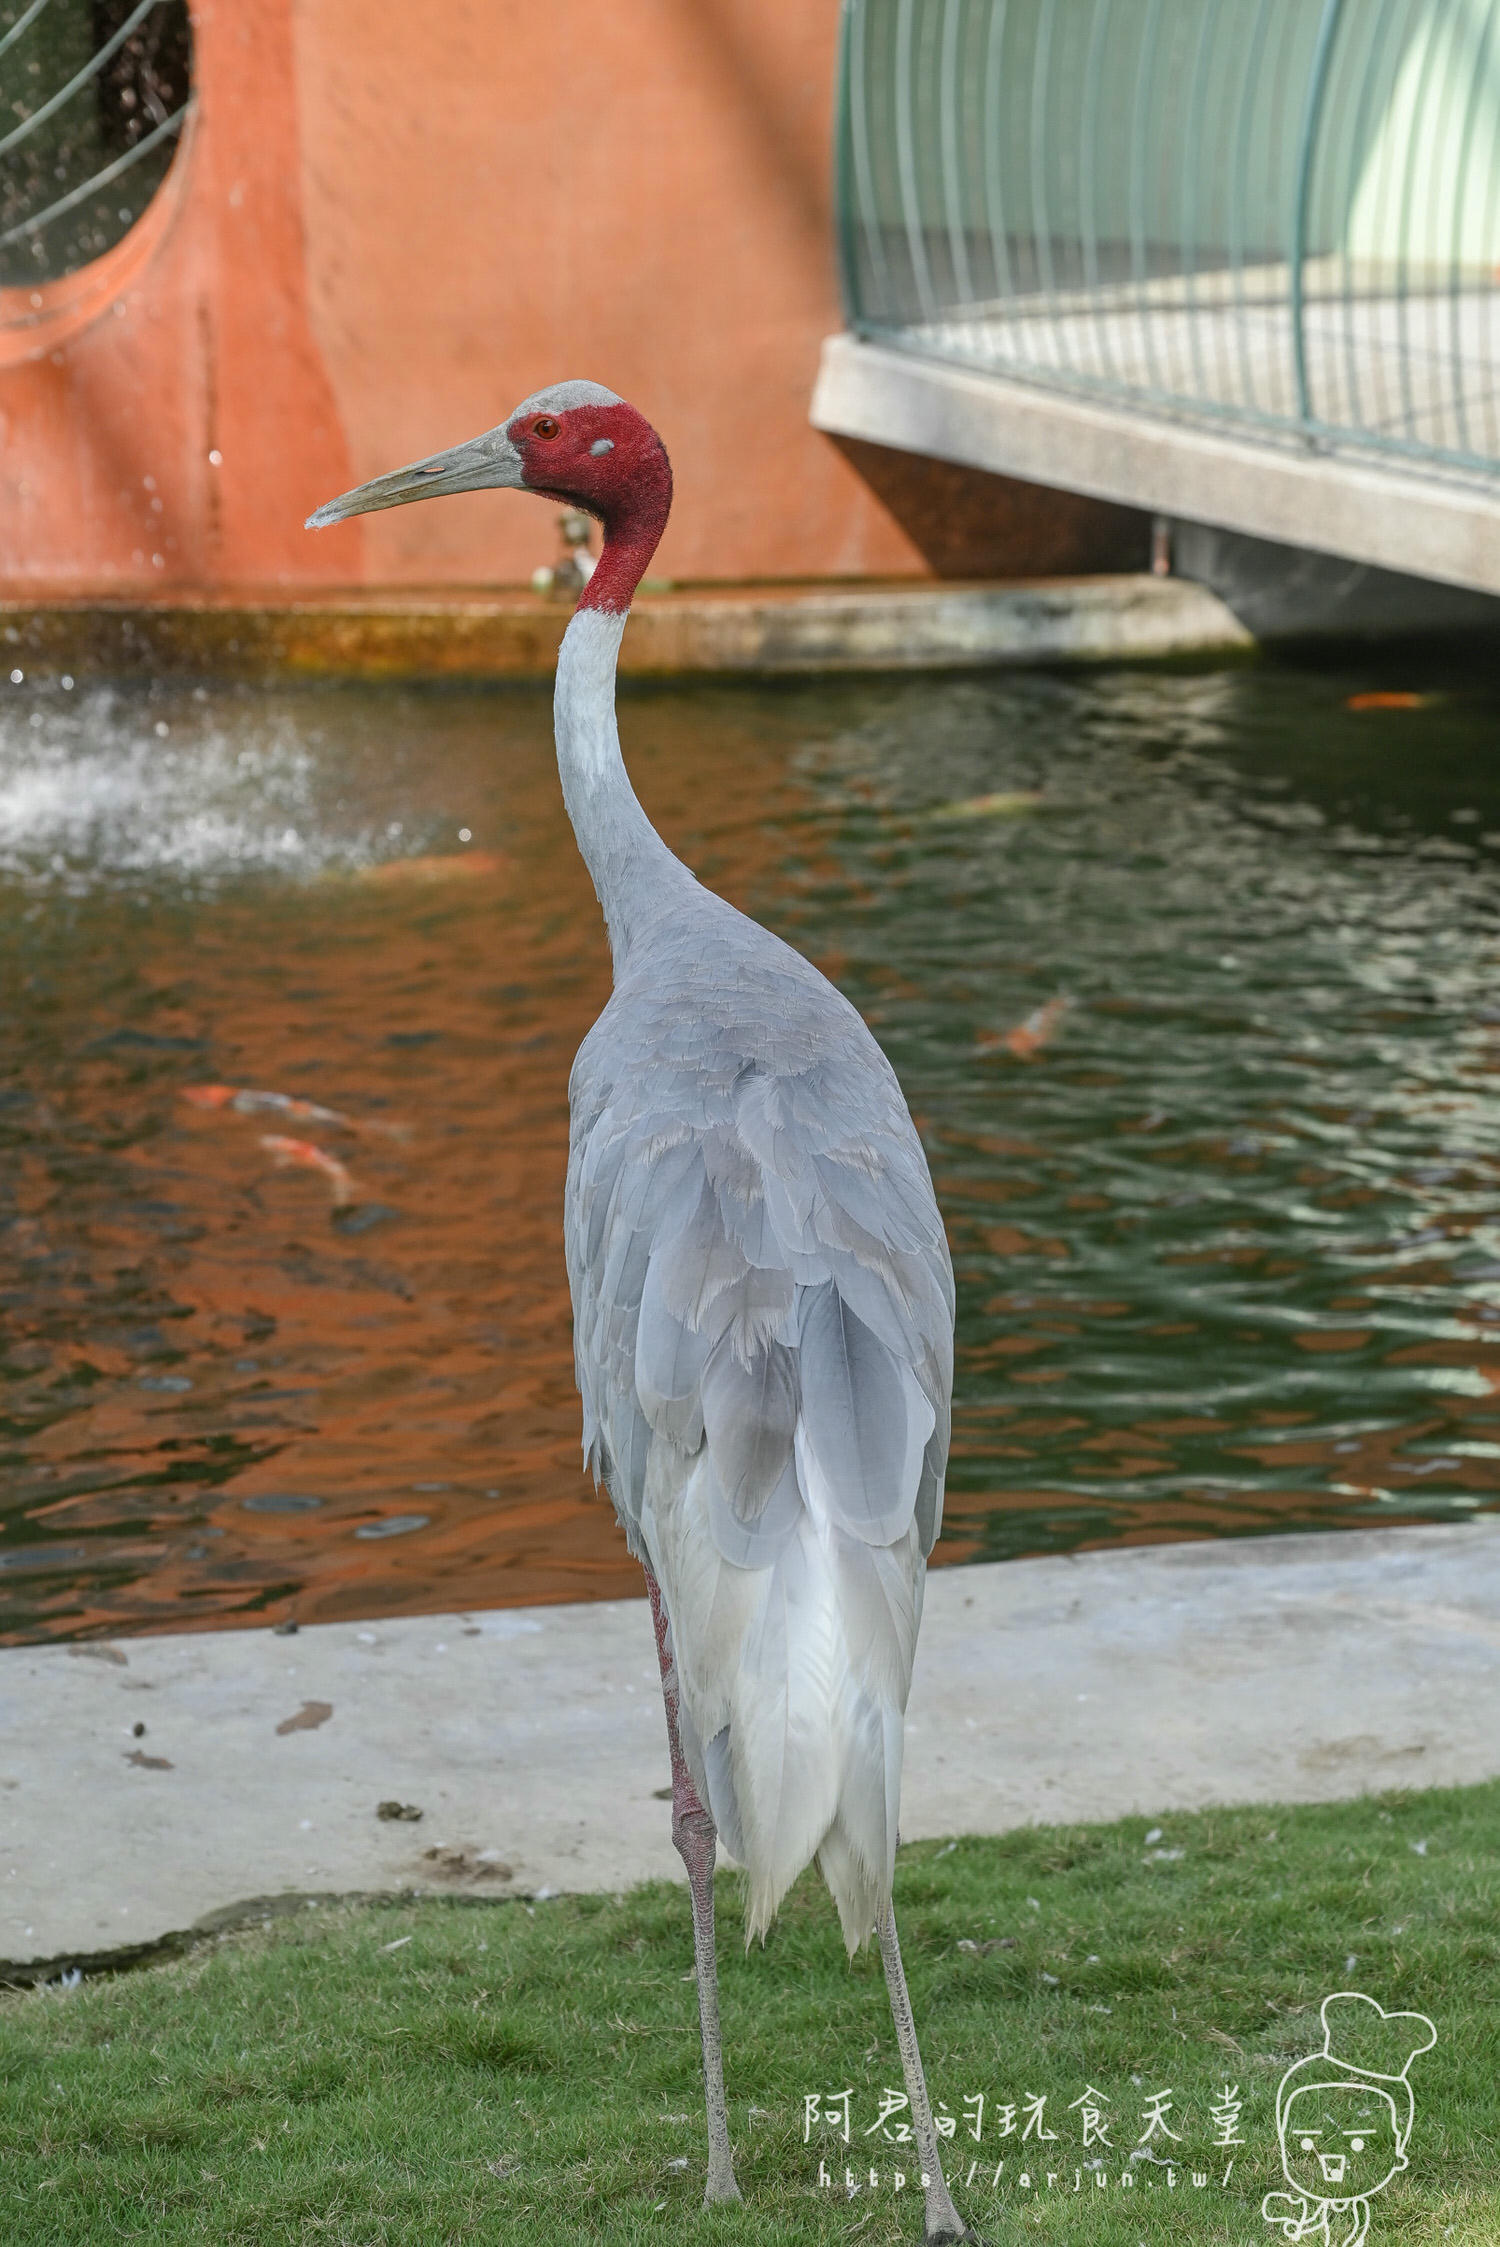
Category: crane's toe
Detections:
[{"x1": 924, "y1": 2205, "x2": 993, "y2": 2245}]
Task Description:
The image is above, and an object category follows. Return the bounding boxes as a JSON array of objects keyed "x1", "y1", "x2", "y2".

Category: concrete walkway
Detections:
[
  {"x1": 813, "y1": 332, "x2": 1500, "y2": 600},
  {"x1": 4, "y1": 1520, "x2": 1498, "y2": 1974}
]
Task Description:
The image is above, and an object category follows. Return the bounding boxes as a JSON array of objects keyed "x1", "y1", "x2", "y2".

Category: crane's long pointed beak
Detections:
[{"x1": 305, "y1": 427, "x2": 524, "y2": 529}]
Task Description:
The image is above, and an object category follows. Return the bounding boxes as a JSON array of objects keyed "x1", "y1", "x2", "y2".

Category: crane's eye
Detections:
[{"x1": 532, "y1": 416, "x2": 560, "y2": 439}]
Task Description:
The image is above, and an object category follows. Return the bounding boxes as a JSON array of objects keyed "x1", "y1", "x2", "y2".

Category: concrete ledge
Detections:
[
  {"x1": 0, "y1": 575, "x2": 1249, "y2": 684},
  {"x1": 4, "y1": 1520, "x2": 1497, "y2": 1972},
  {"x1": 811, "y1": 332, "x2": 1500, "y2": 599}
]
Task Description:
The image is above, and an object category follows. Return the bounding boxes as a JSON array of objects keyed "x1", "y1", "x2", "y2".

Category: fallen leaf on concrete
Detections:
[
  {"x1": 68, "y1": 1643, "x2": 127, "y2": 1666},
  {"x1": 421, "y1": 1844, "x2": 513, "y2": 1883},
  {"x1": 376, "y1": 1800, "x2": 424, "y2": 1822},
  {"x1": 276, "y1": 1700, "x2": 334, "y2": 1735},
  {"x1": 124, "y1": 1749, "x2": 173, "y2": 1770}
]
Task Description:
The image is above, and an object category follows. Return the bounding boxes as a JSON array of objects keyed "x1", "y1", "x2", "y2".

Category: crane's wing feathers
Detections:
[
  {"x1": 797, "y1": 1283, "x2": 936, "y2": 1547},
  {"x1": 565, "y1": 920, "x2": 954, "y2": 1947},
  {"x1": 566, "y1": 935, "x2": 954, "y2": 1570}
]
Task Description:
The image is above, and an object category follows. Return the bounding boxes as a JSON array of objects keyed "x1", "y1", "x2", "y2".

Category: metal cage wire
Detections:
[
  {"x1": 836, "y1": 0, "x2": 1500, "y2": 482},
  {"x1": 0, "y1": 0, "x2": 190, "y2": 277}
]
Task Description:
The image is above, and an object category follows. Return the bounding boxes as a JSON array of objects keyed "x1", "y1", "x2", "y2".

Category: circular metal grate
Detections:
[{"x1": 0, "y1": 0, "x2": 192, "y2": 289}]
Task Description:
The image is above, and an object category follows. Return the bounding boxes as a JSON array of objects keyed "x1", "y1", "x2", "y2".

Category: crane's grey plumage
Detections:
[
  {"x1": 563, "y1": 622, "x2": 954, "y2": 1945},
  {"x1": 309, "y1": 383, "x2": 977, "y2": 2244}
]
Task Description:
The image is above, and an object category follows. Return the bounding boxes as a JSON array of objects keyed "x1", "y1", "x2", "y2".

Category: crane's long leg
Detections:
[
  {"x1": 877, "y1": 1899, "x2": 977, "y2": 2245},
  {"x1": 644, "y1": 1566, "x2": 742, "y2": 2206}
]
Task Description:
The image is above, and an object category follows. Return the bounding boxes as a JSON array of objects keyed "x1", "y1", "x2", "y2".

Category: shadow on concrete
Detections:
[
  {"x1": 829, "y1": 434, "x2": 1151, "y2": 578},
  {"x1": 1171, "y1": 520, "x2": 1500, "y2": 642}
]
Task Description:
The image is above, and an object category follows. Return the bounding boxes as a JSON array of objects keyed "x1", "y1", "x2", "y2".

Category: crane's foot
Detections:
[
  {"x1": 704, "y1": 2169, "x2": 742, "y2": 2207},
  {"x1": 922, "y1": 2189, "x2": 991, "y2": 2245}
]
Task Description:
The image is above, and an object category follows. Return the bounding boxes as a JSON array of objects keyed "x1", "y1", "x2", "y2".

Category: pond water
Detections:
[{"x1": 3, "y1": 654, "x2": 1500, "y2": 1643}]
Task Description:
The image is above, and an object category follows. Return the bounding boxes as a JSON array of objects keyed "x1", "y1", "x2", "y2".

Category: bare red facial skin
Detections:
[{"x1": 506, "y1": 401, "x2": 673, "y2": 615}]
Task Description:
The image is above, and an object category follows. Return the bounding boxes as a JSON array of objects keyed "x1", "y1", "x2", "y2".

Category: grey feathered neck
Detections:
[{"x1": 554, "y1": 607, "x2": 698, "y2": 966}]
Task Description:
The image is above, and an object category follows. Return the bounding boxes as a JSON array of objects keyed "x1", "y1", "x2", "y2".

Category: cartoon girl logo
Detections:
[{"x1": 1262, "y1": 1992, "x2": 1436, "y2": 2247}]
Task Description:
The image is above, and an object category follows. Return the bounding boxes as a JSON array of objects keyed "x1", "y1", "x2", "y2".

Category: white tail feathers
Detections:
[{"x1": 644, "y1": 1438, "x2": 924, "y2": 1954}]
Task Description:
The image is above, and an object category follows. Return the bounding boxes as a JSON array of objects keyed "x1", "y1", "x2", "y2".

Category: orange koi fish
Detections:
[
  {"x1": 359, "y1": 850, "x2": 509, "y2": 883},
  {"x1": 183, "y1": 1085, "x2": 405, "y2": 1139},
  {"x1": 979, "y1": 996, "x2": 1070, "y2": 1059},
  {"x1": 1346, "y1": 691, "x2": 1426, "y2": 712},
  {"x1": 185, "y1": 1084, "x2": 349, "y2": 1126},
  {"x1": 260, "y1": 1134, "x2": 356, "y2": 1208}
]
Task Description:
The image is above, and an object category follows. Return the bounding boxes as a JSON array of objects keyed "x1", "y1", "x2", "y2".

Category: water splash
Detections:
[{"x1": 0, "y1": 686, "x2": 395, "y2": 888}]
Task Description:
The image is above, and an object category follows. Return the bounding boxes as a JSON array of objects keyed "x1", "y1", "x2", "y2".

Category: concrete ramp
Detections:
[{"x1": 813, "y1": 334, "x2": 1500, "y2": 600}]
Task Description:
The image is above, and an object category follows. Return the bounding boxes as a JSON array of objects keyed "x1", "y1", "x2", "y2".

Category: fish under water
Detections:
[
  {"x1": 259, "y1": 1134, "x2": 357, "y2": 1208},
  {"x1": 921, "y1": 788, "x2": 1046, "y2": 822},
  {"x1": 356, "y1": 849, "x2": 509, "y2": 883},
  {"x1": 183, "y1": 1084, "x2": 405, "y2": 1138},
  {"x1": 979, "y1": 995, "x2": 1071, "y2": 1058}
]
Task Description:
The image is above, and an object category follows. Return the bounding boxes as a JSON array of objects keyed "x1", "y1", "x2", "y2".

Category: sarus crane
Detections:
[{"x1": 310, "y1": 383, "x2": 976, "y2": 2244}]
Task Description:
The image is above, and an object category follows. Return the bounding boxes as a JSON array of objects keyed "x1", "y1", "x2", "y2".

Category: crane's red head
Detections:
[{"x1": 306, "y1": 380, "x2": 672, "y2": 615}]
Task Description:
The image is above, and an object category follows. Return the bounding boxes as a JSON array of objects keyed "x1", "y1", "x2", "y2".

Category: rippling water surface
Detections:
[{"x1": 4, "y1": 658, "x2": 1500, "y2": 1642}]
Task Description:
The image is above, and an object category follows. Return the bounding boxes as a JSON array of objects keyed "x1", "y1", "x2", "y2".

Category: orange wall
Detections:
[{"x1": 0, "y1": 0, "x2": 922, "y2": 594}]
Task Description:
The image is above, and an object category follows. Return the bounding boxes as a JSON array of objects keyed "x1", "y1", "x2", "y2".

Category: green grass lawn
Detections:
[{"x1": 2, "y1": 1781, "x2": 1496, "y2": 2246}]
